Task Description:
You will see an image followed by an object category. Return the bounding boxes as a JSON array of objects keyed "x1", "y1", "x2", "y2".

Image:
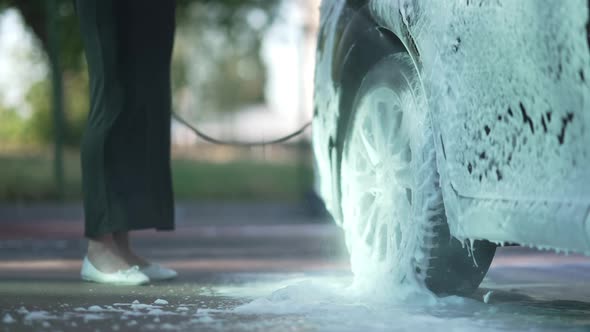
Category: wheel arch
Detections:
[{"x1": 329, "y1": 5, "x2": 409, "y2": 220}]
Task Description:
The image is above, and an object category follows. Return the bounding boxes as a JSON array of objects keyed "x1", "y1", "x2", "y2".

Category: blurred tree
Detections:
[
  {"x1": 0, "y1": 0, "x2": 280, "y2": 145},
  {"x1": 0, "y1": 0, "x2": 83, "y2": 72},
  {"x1": 175, "y1": 0, "x2": 278, "y2": 117},
  {"x1": 0, "y1": 105, "x2": 29, "y2": 144},
  {"x1": 26, "y1": 71, "x2": 88, "y2": 147},
  {"x1": 25, "y1": 80, "x2": 52, "y2": 144},
  {"x1": 0, "y1": 0, "x2": 279, "y2": 72}
]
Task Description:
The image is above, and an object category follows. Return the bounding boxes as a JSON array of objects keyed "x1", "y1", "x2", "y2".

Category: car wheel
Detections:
[{"x1": 339, "y1": 52, "x2": 496, "y2": 296}]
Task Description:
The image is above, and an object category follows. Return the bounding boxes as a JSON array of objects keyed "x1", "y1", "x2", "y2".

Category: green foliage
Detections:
[
  {"x1": 176, "y1": 0, "x2": 280, "y2": 26},
  {"x1": 0, "y1": 152, "x2": 313, "y2": 202},
  {"x1": 2, "y1": 0, "x2": 278, "y2": 86},
  {"x1": 172, "y1": 158, "x2": 313, "y2": 201},
  {"x1": 0, "y1": 0, "x2": 84, "y2": 71},
  {"x1": 62, "y1": 70, "x2": 89, "y2": 145},
  {"x1": 0, "y1": 107, "x2": 29, "y2": 144},
  {"x1": 175, "y1": 0, "x2": 277, "y2": 117},
  {"x1": 26, "y1": 71, "x2": 89, "y2": 147},
  {"x1": 0, "y1": 0, "x2": 280, "y2": 146},
  {"x1": 0, "y1": 151, "x2": 82, "y2": 201},
  {"x1": 25, "y1": 80, "x2": 52, "y2": 144}
]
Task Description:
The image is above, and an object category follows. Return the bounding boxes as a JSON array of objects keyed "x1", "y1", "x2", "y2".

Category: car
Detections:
[{"x1": 312, "y1": 0, "x2": 590, "y2": 296}]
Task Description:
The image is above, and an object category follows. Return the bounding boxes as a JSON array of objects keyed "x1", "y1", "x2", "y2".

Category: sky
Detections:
[{"x1": 0, "y1": 9, "x2": 46, "y2": 114}]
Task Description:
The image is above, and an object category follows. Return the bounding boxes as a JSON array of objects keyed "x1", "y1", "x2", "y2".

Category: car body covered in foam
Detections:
[{"x1": 313, "y1": 0, "x2": 590, "y2": 253}]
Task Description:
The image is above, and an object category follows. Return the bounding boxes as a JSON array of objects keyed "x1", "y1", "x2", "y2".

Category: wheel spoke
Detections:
[
  {"x1": 405, "y1": 188, "x2": 412, "y2": 206},
  {"x1": 387, "y1": 109, "x2": 403, "y2": 143},
  {"x1": 361, "y1": 201, "x2": 379, "y2": 238},
  {"x1": 359, "y1": 128, "x2": 379, "y2": 166},
  {"x1": 391, "y1": 136, "x2": 409, "y2": 155},
  {"x1": 400, "y1": 145, "x2": 412, "y2": 163},
  {"x1": 340, "y1": 56, "x2": 424, "y2": 277},
  {"x1": 356, "y1": 199, "x2": 372, "y2": 235},
  {"x1": 351, "y1": 173, "x2": 378, "y2": 192},
  {"x1": 364, "y1": 213, "x2": 377, "y2": 246},
  {"x1": 377, "y1": 223, "x2": 389, "y2": 260},
  {"x1": 371, "y1": 102, "x2": 388, "y2": 152},
  {"x1": 346, "y1": 167, "x2": 373, "y2": 178},
  {"x1": 394, "y1": 165, "x2": 414, "y2": 189},
  {"x1": 393, "y1": 224, "x2": 402, "y2": 251}
]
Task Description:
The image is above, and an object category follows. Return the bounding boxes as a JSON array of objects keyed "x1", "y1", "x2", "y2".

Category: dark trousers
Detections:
[{"x1": 76, "y1": 0, "x2": 176, "y2": 238}]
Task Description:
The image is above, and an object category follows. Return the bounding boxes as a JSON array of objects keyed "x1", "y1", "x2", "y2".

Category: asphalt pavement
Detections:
[{"x1": 1, "y1": 203, "x2": 590, "y2": 331}]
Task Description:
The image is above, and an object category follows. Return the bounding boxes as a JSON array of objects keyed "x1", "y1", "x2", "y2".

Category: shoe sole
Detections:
[{"x1": 81, "y1": 274, "x2": 149, "y2": 286}]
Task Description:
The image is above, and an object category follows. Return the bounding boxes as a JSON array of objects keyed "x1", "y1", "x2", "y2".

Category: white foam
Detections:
[
  {"x1": 2, "y1": 313, "x2": 15, "y2": 324},
  {"x1": 234, "y1": 279, "x2": 348, "y2": 315},
  {"x1": 195, "y1": 308, "x2": 224, "y2": 315},
  {"x1": 147, "y1": 309, "x2": 177, "y2": 316},
  {"x1": 147, "y1": 309, "x2": 164, "y2": 316},
  {"x1": 75, "y1": 305, "x2": 125, "y2": 313},
  {"x1": 230, "y1": 277, "x2": 504, "y2": 332},
  {"x1": 161, "y1": 323, "x2": 177, "y2": 330},
  {"x1": 483, "y1": 291, "x2": 493, "y2": 304},
  {"x1": 154, "y1": 299, "x2": 169, "y2": 305},
  {"x1": 87, "y1": 305, "x2": 103, "y2": 312},
  {"x1": 81, "y1": 313, "x2": 104, "y2": 322},
  {"x1": 191, "y1": 315, "x2": 215, "y2": 324},
  {"x1": 315, "y1": 0, "x2": 590, "y2": 304},
  {"x1": 131, "y1": 303, "x2": 161, "y2": 311},
  {"x1": 368, "y1": 0, "x2": 590, "y2": 251},
  {"x1": 23, "y1": 311, "x2": 56, "y2": 321}
]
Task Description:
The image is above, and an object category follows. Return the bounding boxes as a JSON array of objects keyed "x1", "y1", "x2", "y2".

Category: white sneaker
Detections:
[
  {"x1": 140, "y1": 264, "x2": 178, "y2": 281},
  {"x1": 80, "y1": 256, "x2": 149, "y2": 285}
]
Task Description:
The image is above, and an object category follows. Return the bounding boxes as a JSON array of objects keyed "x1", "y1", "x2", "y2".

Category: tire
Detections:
[{"x1": 339, "y1": 52, "x2": 496, "y2": 296}]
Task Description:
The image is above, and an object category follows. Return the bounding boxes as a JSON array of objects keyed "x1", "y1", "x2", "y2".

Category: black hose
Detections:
[{"x1": 172, "y1": 112, "x2": 312, "y2": 147}]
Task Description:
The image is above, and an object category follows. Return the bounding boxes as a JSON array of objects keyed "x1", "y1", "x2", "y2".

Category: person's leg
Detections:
[
  {"x1": 105, "y1": 0, "x2": 177, "y2": 275},
  {"x1": 77, "y1": 0, "x2": 135, "y2": 273},
  {"x1": 78, "y1": 0, "x2": 176, "y2": 278},
  {"x1": 112, "y1": 231, "x2": 177, "y2": 280},
  {"x1": 112, "y1": 232, "x2": 149, "y2": 267},
  {"x1": 86, "y1": 235, "x2": 131, "y2": 273}
]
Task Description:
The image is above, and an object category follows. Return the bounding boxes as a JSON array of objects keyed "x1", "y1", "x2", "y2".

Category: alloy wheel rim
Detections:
[{"x1": 341, "y1": 84, "x2": 415, "y2": 278}]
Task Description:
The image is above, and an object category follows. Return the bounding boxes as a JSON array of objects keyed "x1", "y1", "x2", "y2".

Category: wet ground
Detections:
[{"x1": 1, "y1": 203, "x2": 590, "y2": 331}]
